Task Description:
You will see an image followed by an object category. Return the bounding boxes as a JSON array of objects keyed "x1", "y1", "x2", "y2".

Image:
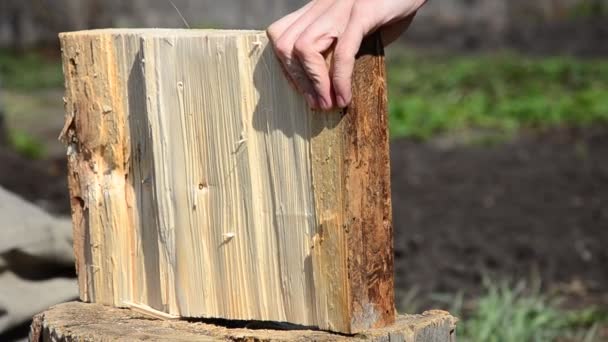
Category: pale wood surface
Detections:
[
  {"x1": 59, "y1": 29, "x2": 392, "y2": 333},
  {"x1": 30, "y1": 302, "x2": 456, "y2": 342}
]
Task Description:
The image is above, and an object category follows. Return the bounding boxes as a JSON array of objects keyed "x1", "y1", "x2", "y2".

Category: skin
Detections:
[{"x1": 267, "y1": 0, "x2": 427, "y2": 110}]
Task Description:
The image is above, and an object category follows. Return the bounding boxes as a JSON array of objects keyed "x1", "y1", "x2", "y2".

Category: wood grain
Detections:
[
  {"x1": 30, "y1": 302, "x2": 456, "y2": 342},
  {"x1": 59, "y1": 29, "x2": 393, "y2": 334},
  {"x1": 344, "y1": 33, "x2": 394, "y2": 332}
]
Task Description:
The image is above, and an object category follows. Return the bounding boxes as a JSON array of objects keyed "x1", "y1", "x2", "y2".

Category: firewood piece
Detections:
[{"x1": 59, "y1": 29, "x2": 393, "y2": 333}]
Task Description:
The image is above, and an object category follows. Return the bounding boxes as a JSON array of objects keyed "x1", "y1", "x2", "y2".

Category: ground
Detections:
[{"x1": 391, "y1": 127, "x2": 608, "y2": 313}]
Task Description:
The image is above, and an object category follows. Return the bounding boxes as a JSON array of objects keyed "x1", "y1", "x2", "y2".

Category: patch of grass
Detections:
[
  {"x1": 387, "y1": 51, "x2": 608, "y2": 140},
  {"x1": 0, "y1": 49, "x2": 63, "y2": 90},
  {"x1": 8, "y1": 130, "x2": 47, "y2": 159},
  {"x1": 569, "y1": 1, "x2": 608, "y2": 19},
  {"x1": 449, "y1": 279, "x2": 608, "y2": 342}
]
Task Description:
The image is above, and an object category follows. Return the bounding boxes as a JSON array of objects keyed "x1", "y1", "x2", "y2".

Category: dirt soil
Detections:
[
  {"x1": 1, "y1": 127, "x2": 607, "y2": 313},
  {"x1": 391, "y1": 127, "x2": 608, "y2": 311}
]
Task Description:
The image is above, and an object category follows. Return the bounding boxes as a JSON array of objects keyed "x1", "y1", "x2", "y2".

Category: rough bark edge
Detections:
[
  {"x1": 58, "y1": 33, "x2": 92, "y2": 302},
  {"x1": 345, "y1": 33, "x2": 394, "y2": 332},
  {"x1": 29, "y1": 311, "x2": 44, "y2": 342},
  {"x1": 59, "y1": 32, "x2": 132, "y2": 305},
  {"x1": 310, "y1": 33, "x2": 392, "y2": 333}
]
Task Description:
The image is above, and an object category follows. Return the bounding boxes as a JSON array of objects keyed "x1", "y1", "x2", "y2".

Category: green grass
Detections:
[
  {"x1": 387, "y1": 51, "x2": 608, "y2": 140},
  {"x1": 8, "y1": 130, "x2": 47, "y2": 159},
  {"x1": 0, "y1": 50, "x2": 62, "y2": 159},
  {"x1": 443, "y1": 280, "x2": 608, "y2": 342},
  {"x1": 569, "y1": 1, "x2": 608, "y2": 19},
  {"x1": 0, "y1": 49, "x2": 63, "y2": 90}
]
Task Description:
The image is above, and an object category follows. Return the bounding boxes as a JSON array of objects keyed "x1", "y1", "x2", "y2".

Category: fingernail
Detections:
[
  {"x1": 319, "y1": 97, "x2": 332, "y2": 111},
  {"x1": 336, "y1": 95, "x2": 347, "y2": 108},
  {"x1": 304, "y1": 93, "x2": 317, "y2": 109}
]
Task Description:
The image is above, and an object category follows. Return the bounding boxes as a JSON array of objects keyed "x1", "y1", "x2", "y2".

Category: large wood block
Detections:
[
  {"x1": 30, "y1": 302, "x2": 456, "y2": 342},
  {"x1": 59, "y1": 29, "x2": 392, "y2": 333}
]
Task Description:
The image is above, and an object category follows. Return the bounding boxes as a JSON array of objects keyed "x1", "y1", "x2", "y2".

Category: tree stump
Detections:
[{"x1": 30, "y1": 302, "x2": 457, "y2": 342}]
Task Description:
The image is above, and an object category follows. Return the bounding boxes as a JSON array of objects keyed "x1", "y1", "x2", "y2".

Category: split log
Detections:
[
  {"x1": 59, "y1": 29, "x2": 392, "y2": 334},
  {"x1": 30, "y1": 302, "x2": 457, "y2": 342}
]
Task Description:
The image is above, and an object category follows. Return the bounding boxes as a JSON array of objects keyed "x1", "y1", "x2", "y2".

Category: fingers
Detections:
[
  {"x1": 284, "y1": 58, "x2": 320, "y2": 109},
  {"x1": 268, "y1": 0, "x2": 427, "y2": 110},
  {"x1": 267, "y1": 0, "x2": 354, "y2": 110},
  {"x1": 331, "y1": 11, "x2": 417, "y2": 108},
  {"x1": 292, "y1": 1, "x2": 352, "y2": 110},
  {"x1": 266, "y1": 1, "x2": 314, "y2": 38},
  {"x1": 294, "y1": 40, "x2": 334, "y2": 110},
  {"x1": 269, "y1": 0, "x2": 333, "y2": 53},
  {"x1": 333, "y1": 6, "x2": 418, "y2": 108},
  {"x1": 267, "y1": 0, "x2": 335, "y2": 108},
  {"x1": 332, "y1": 17, "x2": 365, "y2": 108}
]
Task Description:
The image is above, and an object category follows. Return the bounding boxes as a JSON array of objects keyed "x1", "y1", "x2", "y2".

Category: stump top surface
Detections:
[{"x1": 31, "y1": 302, "x2": 457, "y2": 341}]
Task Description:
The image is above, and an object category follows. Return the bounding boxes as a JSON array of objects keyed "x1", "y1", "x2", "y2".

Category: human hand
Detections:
[{"x1": 267, "y1": 0, "x2": 426, "y2": 110}]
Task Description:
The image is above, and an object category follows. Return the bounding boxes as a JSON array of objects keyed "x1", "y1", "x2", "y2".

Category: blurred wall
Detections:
[
  {"x1": 409, "y1": 0, "x2": 606, "y2": 54},
  {"x1": 0, "y1": 0, "x2": 306, "y2": 48},
  {"x1": 0, "y1": 0, "x2": 605, "y2": 53}
]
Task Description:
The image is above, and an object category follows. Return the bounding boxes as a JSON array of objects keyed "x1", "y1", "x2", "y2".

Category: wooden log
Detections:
[
  {"x1": 58, "y1": 29, "x2": 393, "y2": 334},
  {"x1": 30, "y1": 302, "x2": 456, "y2": 342}
]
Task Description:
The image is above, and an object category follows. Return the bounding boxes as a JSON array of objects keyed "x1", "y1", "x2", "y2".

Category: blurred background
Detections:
[{"x1": 0, "y1": 0, "x2": 607, "y2": 341}]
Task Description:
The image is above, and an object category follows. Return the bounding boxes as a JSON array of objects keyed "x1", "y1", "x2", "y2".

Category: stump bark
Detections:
[{"x1": 30, "y1": 302, "x2": 457, "y2": 342}]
